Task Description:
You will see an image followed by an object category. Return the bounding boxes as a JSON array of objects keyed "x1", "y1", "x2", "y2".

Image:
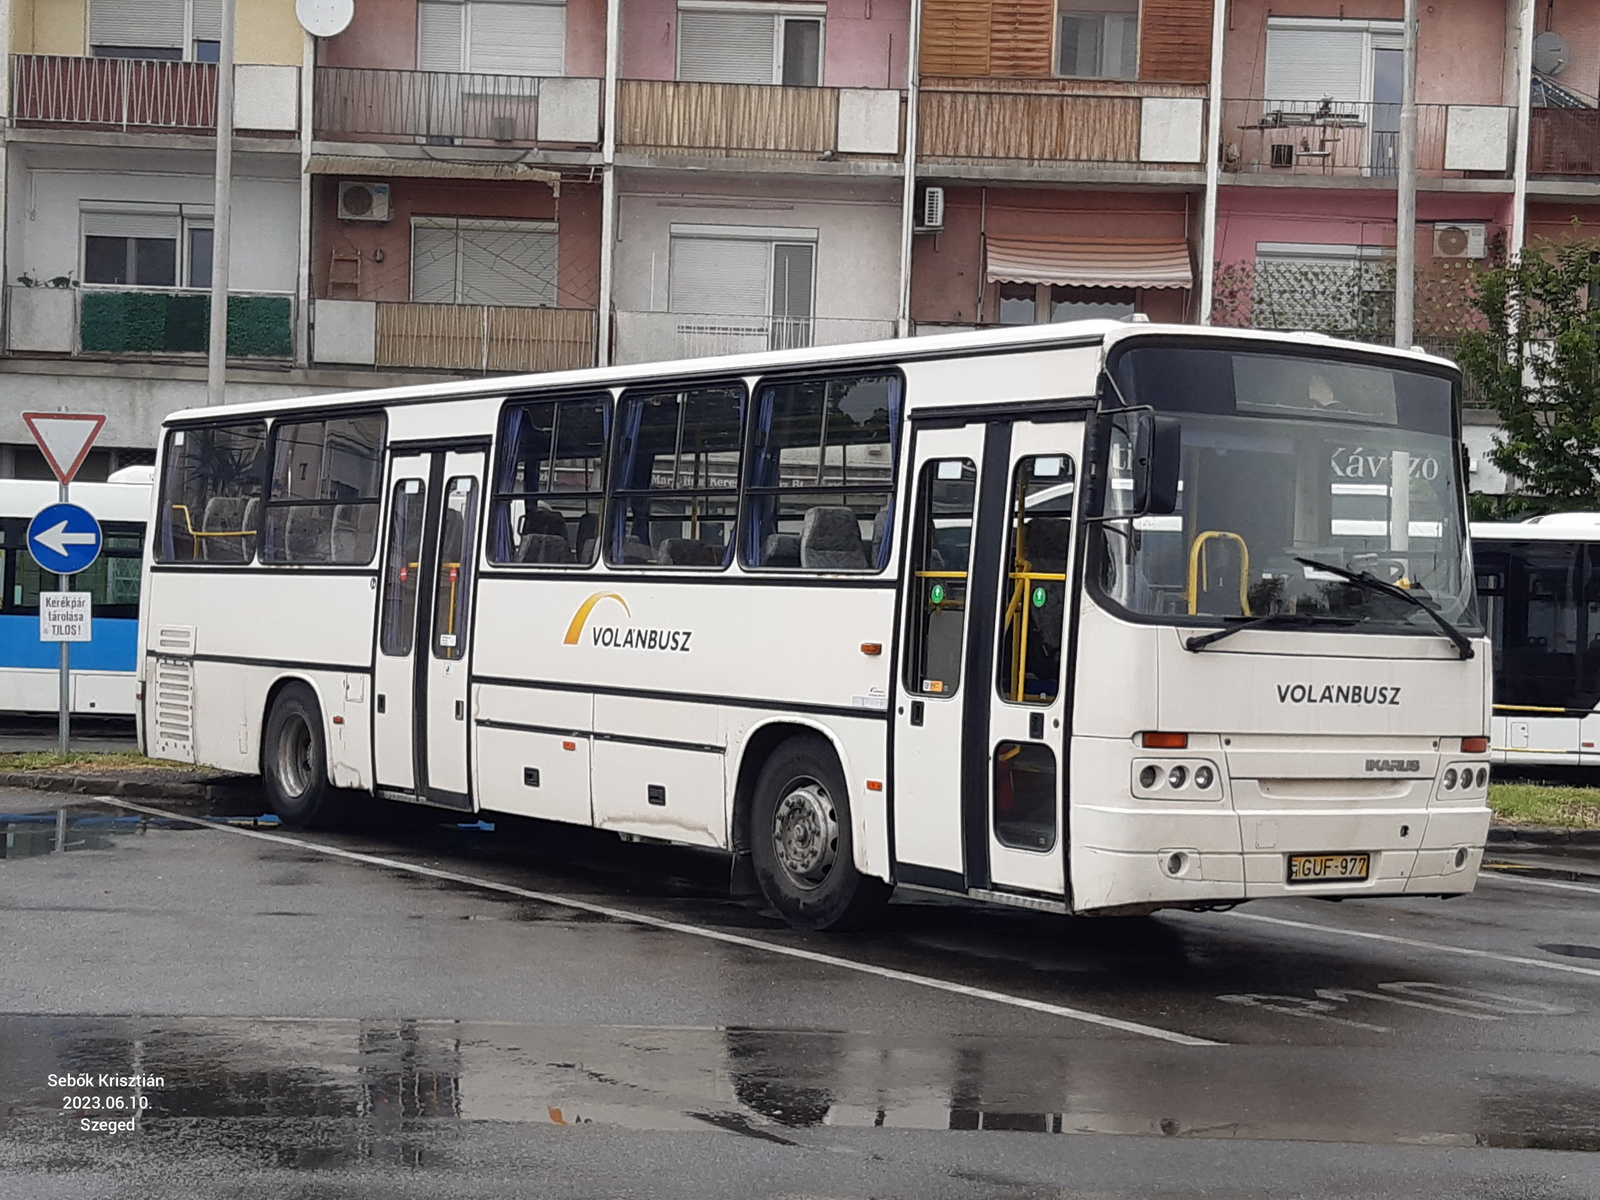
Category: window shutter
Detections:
[
  {"x1": 678, "y1": 10, "x2": 777, "y2": 85},
  {"x1": 1265, "y1": 27, "x2": 1366, "y2": 102},
  {"x1": 82, "y1": 211, "x2": 182, "y2": 239},
  {"x1": 669, "y1": 237, "x2": 770, "y2": 316},
  {"x1": 771, "y1": 244, "x2": 814, "y2": 321},
  {"x1": 988, "y1": 0, "x2": 1052, "y2": 78},
  {"x1": 412, "y1": 225, "x2": 461, "y2": 302},
  {"x1": 467, "y1": 2, "x2": 567, "y2": 76},
  {"x1": 920, "y1": 0, "x2": 991, "y2": 77},
  {"x1": 90, "y1": 0, "x2": 186, "y2": 49},
  {"x1": 1137, "y1": 0, "x2": 1212, "y2": 84},
  {"x1": 457, "y1": 223, "x2": 559, "y2": 306},
  {"x1": 192, "y1": 0, "x2": 224, "y2": 42},
  {"x1": 418, "y1": 2, "x2": 466, "y2": 72}
]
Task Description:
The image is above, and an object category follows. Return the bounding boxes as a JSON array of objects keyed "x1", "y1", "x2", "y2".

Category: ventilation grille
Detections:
[
  {"x1": 155, "y1": 624, "x2": 195, "y2": 655},
  {"x1": 152, "y1": 657, "x2": 195, "y2": 763}
]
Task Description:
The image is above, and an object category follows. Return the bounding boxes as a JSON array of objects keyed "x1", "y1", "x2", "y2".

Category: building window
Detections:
[
  {"x1": 669, "y1": 227, "x2": 817, "y2": 349},
  {"x1": 81, "y1": 205, "x2": 213, "y2": 289},
  {"x1": 678, "y1": 3, "x2": 825, "y2": 86},
  {"x1": 1252, "y1": 242, "x2": 1395, "y2": 342},
  {"x1": 411, "y1": 218, "x2": 559, "y2": 307},
  {"x1": 1263, "y1": 19, "x2": 1405, "y2": 175},
  {"x1": 997, "y1": 283, "x2": 1038, "y2": 325},
  {"x1": 1056, "y1": 1, "x2": 1138, "y2": 80},
  {"x1": 90, "y1": 0, "x2": 225, "y2": 62},
  {"x1": 418, "y1": 0, "x2": 568, "y2": 76}
]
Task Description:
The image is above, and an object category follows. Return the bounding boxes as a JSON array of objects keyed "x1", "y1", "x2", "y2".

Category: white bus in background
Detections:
[
  {"x1": 137, "y1": 323, "x2": 1491, "y2": 929},
  {"x1": 1472, "y1": 513, "x2": 1600, "y2": 769},
  {"x1": 0, "y1": 468, "x2": 151, "y2": 716}
]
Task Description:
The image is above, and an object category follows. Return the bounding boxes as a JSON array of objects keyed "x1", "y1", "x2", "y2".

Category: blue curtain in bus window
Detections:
[
  {"x1": 608, "y1": 400, "x2": 646, "y2": 563},
  {"x1": 741, "y1": 373, "x2": 902, "y2": 571}
]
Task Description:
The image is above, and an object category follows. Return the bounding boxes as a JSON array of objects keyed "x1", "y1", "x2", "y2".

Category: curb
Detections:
[
  {"x1": 1488, "y1": 824, "x2": 1600, "y2": 848},
  {"x1": 0, "y1": 771, "x2": 258, "y2": 804}
]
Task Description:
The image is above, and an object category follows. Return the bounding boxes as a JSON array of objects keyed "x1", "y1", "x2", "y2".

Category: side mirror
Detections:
[{"x1": 1132, "y1": 413, "x2": 1182, "y2": 516}]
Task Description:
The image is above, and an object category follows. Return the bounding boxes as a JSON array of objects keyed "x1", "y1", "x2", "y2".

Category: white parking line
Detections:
[
  {"x1": 99, "y1": 797, "x2": 1221, "y2": 1048},
  {"x1": 1480, "y1": 868, "x2": 1600, "y2": 897},
  {"x1": 1231, "y1": 911, "x2": 1600, "y2": 980}
]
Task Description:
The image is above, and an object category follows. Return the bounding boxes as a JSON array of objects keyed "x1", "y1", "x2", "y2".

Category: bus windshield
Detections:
[{"x1": 1093, "y1": 343, "x2": 1477, "y2": 633}]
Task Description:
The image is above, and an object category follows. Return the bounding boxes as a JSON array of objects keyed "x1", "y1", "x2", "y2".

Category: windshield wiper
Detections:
[
  {"x1": 1185, "y1": 612, "x2": 1357, "y2": 653},
  {"x1": 1293, "y1": 557, "x2": 1475, "y2": 660}
]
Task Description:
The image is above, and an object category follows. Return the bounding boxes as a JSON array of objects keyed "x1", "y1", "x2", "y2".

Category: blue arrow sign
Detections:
[{"x1": 28, "y1": 503, "x2": 103, "y2": 576}]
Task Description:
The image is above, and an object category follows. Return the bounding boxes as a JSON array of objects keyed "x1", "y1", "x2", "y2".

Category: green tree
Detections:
[{"x1": 1458, "y1": 238, "x2": 1600, "y2": 517}]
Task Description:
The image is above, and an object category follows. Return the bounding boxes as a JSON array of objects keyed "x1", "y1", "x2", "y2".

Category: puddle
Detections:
[
  {"x1": 1541, "y1": 944, "x2": 1600, "y2": 961},
  {"x1": 1, "y1": 810, "x2": 143, "y2": 859},
  {"x1": 2, "y1": 1015, "x2": 1598, "y2": 1164}
]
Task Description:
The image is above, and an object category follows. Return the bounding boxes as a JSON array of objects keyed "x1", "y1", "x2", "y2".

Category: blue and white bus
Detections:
[{"x1": 0, "y1": 468, "x2": 150, "y2": 717}]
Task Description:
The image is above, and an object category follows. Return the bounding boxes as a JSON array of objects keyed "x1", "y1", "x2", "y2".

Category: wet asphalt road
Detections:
[{"x1": 1, "y1": 789, "x2": 1599, "y2": 1199}]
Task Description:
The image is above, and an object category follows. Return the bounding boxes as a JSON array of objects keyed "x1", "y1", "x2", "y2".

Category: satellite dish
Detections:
[
  {"x1": 1534, "y1": 30, "x2": 1569, "y2": 76},
  {"x1": 296, "y1": 0, "x2": 354, "y2": 38}
]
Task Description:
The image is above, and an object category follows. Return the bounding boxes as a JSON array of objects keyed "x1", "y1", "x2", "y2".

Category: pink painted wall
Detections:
[
  {"x1": 1223, "y1": 0, "x2": 1510, "y2": 105},
  {"x1": 1527, "y1": 202, "x2": 1600, "y2": 246},
  {"x1": 1214, "y1": 189, "x2": 1508, "y2": 264},
  {"x1": 910, "y1": 188, "x2": 1194, "y2": 325},
  {"x1": 320, "y1": 0, "x2": 605, "y2": 76},
  {"x1": 313, "y1": 178, "x2": 602, "y2": 309},
  {"x1": 1547, "y1": 3, "x2": 1600, "y2": 103},
  {"x1": 622, "y1": 0, "x2": 910, "y2": 88}
]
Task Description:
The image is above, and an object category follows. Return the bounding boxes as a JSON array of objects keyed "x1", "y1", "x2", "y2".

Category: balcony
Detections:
[
  {"x1": 312, "y1": 299, "x2": 597, "y2": 373},
  {"x1": 11, "y1": 54, "x2": 299, "y2": 135},
  {"x1": 613, "y1": 311, "x2": 896, "y2": 365},
  {"x1": 314, "y1": 67, "x2": 601, "y2": 149},
  {"x1": 6, "y1": 286, "x2": 293, "y2": 359},
  {"x1": 1222, "y1": 99, "x2": 1514, "y2": 180},
  {"x1": 616, "y1": 81, "x2": 903, "y2": 160},
  {"x1": 917, "y1": 80, "x2": 1206, "y2": 170},
  {"x1": 1529, "y1": 108, "x2": 1600, "y2": 177}
]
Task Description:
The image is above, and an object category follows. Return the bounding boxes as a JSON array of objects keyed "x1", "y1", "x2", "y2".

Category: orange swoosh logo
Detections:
[{"x1": 563, "y1": 592, "x2": 630, "y2": 644}]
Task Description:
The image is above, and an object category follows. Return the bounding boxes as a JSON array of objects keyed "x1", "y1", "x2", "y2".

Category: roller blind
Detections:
[
  {"x1": 1264, "y1": 27, "x2": 1366, "y2": 103},
  {"x1": 669, "y1": 237, "x2": 771, "y2": 316},
  {"x1": 419, "y1": 2, "x2": 467, "y2": 72},
  {"x1": 412, "y1": 225, "x2": 461, "y2": 302},
  {"x1": 82, "y1": 211, "x2": 182, "y2": 239},
  {"x1": 413, "y1": 221, "x2": 559, "y2": 306},
  {"x1": 678, "y1": 10, "x2": 777, "y2": 84},
  {"x1": 90, "y1": 0, "x2": 186, "y2": 49},
  {"x1": 192, "y1": 0, "x2": 223, "y2": 42},
  {"x1": 468, "y1": 2, "x2": 567, "y2": 76}
]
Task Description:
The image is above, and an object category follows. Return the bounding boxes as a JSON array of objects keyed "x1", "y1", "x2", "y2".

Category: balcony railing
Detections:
[
  {"x1": 617, "y1": 81, "x2": 902, "y2": 158},
  {"x1": 315, "y1": 66, "x2": 569, "y2": 147},
  {"x1": 1530, "y1": 108, "x2": 1600, "y2": 176},
  {"x1": 13, "y1": 54, "x2": 216, "y2": 131},
  {"x1": 1222, "y1": 99, "x2": 1514, "y2": 179},
  {"x1": 613, "y1": 311, "x2": 896, "y2": 365},
  {"x1": 374, "y1": 303, "x2": 597, "y2": 373}
]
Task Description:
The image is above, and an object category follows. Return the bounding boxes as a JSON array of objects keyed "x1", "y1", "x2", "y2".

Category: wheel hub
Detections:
[
  {"x1": 772, "y1": 781, "x2": 838, "y2": 890},
  {"x1": 276, "y1": 714, "x2": 312, "y2": 799}
]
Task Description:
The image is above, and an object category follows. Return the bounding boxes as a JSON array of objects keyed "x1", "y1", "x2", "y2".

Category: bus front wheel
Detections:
[
  {"x1": 750, "y1": 735, "x2": 889, "y2": 931},
  {"x1": 263, "y1": 684, "x2": 335, "y2": 829}
]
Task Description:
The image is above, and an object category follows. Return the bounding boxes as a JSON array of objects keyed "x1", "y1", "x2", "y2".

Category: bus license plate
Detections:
[{"x1": 1287, "y1": 853, "x2": 1370, "y2": 884}]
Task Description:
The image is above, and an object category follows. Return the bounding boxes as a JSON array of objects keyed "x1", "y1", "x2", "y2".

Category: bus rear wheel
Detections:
[
  {"x1": 750, "y1": 735, "x2": 889, "y2": 931},
  {"x1": 263, "y1": 684, "x2": 335, "y2": 829}
]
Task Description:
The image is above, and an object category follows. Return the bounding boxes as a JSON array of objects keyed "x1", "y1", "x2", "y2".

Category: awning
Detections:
[
  {"x1": 306, "y1": 154, "x2": 562, "y2": 188},
  {"x1": 985, "y1": 236, "x2": 1194, "y2": 290}
]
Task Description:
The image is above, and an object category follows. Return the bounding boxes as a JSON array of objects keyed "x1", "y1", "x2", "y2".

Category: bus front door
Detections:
[
  {"x1": 373, "y1": 447, "x2": 485, "y2": 809},
  {"x1": 894, "y1": 417, "x2": 1082, "y2": 901}
]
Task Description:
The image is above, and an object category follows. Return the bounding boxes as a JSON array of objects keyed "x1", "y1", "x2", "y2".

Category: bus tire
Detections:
[
  {"x1": 750, "y1": 734, "x2": 889, "y2": 931},
  {"x1": 262, "y1": 684, "x2": 335, "y2": 829}
]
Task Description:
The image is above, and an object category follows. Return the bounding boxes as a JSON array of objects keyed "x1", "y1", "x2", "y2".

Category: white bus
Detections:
[
  {"x1": 1473, "y1": 513, "x2": 1600, "y2": 769},
  {"x1": 137, "y1": 323, "x2": 1491, "y2": 928},
  {"x1": 0, "y1": 468, "x2": 150, "y2": 716}
]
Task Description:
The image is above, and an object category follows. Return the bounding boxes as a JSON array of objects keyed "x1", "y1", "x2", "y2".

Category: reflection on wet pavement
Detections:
[
  {"x1": 1, "y1": 811, "x2": 137, "y2": 859},
  {"x1": 4, "y1": 1014, "x2": 1600, "y2": 1164}
]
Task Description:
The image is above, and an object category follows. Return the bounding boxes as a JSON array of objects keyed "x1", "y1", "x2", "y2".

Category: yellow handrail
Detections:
[
  {"x1": 171, "y1": 503, "x2": 258, "y2": 560},
  {"x1": 1186, "y1": 530, "x2": 1251, "y2": 617},
  {"x1": 1494, "y1": 703, "x2": 1569, "y2": 714}
]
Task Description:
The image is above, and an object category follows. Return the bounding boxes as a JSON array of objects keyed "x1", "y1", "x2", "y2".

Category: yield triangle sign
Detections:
[{"x1": 22, "y1": 412, "x2": 107, "y2": 485}]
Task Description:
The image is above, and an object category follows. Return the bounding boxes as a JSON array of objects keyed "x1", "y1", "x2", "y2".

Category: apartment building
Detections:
[{"x1": 0, "y1": 0, "x2": 1591, "y2": 478}]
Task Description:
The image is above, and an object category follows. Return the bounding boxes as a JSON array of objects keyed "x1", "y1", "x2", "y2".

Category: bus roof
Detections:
[
  {"x1": 1473, "y1": 514, "x2": 1600, "y2": 541},
  {"x1": 160, "y1": 321, "x2": 1458, "y2": 427}
]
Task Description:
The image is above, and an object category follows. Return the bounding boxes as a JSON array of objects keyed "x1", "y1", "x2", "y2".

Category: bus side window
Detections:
[
  {"x1": 156, "y1": 421, "x2": 268, "y2": 563},
  {"x1": 380, "y1": 479, "x2": 427, "y2": 657},
  {"x1": 262, "y1": 414, "x2": 386, "y2": 566},
  {"x1": 741, "y1": 372, "x2": 900, "y2": 571},
  {"x1": 490, "y1": 395, "x2": 610, "y2": 567},
  {"x1": 905, "y1": 458, "x2": 977, "y2": 696},
  {"x1": 432, "y1": 477, "x2": 479, "y2": 660},
  {"x1": 996, "y1": 455, "x2": 1074, "y2": 704}
]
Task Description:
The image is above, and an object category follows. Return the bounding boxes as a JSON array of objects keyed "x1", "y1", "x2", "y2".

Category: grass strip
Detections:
[{"x1": 1491, "y1": 782, "x2": 1600, "y2": 829}]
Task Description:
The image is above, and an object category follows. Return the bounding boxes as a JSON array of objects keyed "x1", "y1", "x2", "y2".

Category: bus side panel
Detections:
[{"x1": 0, "y1": 614, "x2": 139, "y2": 715}]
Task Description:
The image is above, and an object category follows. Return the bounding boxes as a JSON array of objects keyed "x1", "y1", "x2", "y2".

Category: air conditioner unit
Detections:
[
  {"x1": 919, "y1": 185, "x2": 945, "y2": 231},
  {"x1": 1433, "y1": 223, "x2": 1486, "y2": 259},
  {"x1": 338, "y1": 181, "x2": 391, "y2": 223}
]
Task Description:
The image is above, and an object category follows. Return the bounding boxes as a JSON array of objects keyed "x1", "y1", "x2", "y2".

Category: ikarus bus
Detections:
[
  {"x1": 1472, "y1": 513, "x2": 1600, "y2": 769},
  {"x1": 137, "y1": 322, "x2": 1491, "y2": 929}
]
